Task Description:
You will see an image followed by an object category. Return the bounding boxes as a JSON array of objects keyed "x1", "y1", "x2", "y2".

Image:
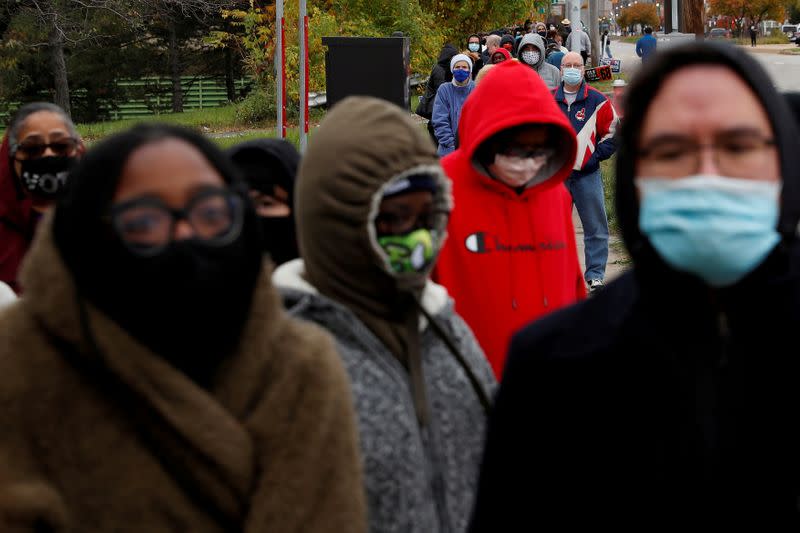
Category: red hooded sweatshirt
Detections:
[
  {"x1": 0, "y1": 134, "x2": 34, "y2": 294},
  {"x1": 434, "y1": 60, "x2": 586, "y2": 378}
]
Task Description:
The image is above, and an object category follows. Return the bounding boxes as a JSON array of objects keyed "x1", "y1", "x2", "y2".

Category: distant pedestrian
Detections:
[
  {"x1": 467, "y1": 33, "x2": 485, "y2": 79},
  {"x1": 602, "y1": 30, "x2": 613, "y2": 58},
  {"x1": 500, "y1": 34, "x2": 516, "y2": 57},
  {"x1": 554, "y1": 52, "x2": 620, "y2": 293},
  {"x1": 565, "y1": 22, "x2": 591, "y2": 64},
  {"x1": 636, "y1": 27, "x2": 657, "y2": 63},
  {"x1": 750, "y1": 23, "x2": 758, "y2": 47},
  {"x1": 490, "y1": 47, "x2": 512, "y2": 64},
  {"x1": 432, "y1": 54, "x2": 475, "y2": 157},
  {"x1": 518, "y1": 33, "x2": 562, "y2": 90},
  {"x1": 481, "y1": 34, "x2": 501, "y2": 66},
  {"x1": 419, "y1": 43, "x2": 458, "y2": 142}
]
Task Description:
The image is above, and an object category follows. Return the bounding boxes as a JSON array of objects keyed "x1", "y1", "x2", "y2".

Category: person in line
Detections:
[
  {"x1": 602, "y1": 29, "x2": 613, "y2": 58},
  {"x1": 481, "y1": 34, "x2": 501, "y2": 66},
  {"x1": 500, "y1": 34, "x2": 516, "y2": 57},
  {"x1": 534, "y1": 22, "x2": 548, "y2": 41},
  {"x1": 466, "y1": 34, "x2": 484, "y2": 80},
  {"x1": 474, "y1": 63, "x2": 495, "y2": 84},
  {"x1": 419, "y1": 43, "x2": 458, "y2": 143},
  {"x1": 490, "y1": 47, "x2": 512, "y2": 64},
  {"x1": 227, "y1": 138, "x2": 301, "y2": 266},
  {"x1": 749, "y1": 23, "x2": 758, "y2": 47},
  {"x1": 0, "y1": 123, "x2": 366, "y2": 532},
  {"x1": 554, "y1": 52, "x2": 619, "y2": 292},
  {"x1": 434, "y1": 60, "x2": 585, "y2": 378},
  {"x1": 468, "y1": 42, "x2": 800, "y2": 531},
  {"x1": 432, "y1": 53, "x2": 475, "y2": 157},
  {"x1": 561, "y1": 18, "x2": 573, "y2": 38},
  {"x1": 274, "y1": 96, "x2": 495, "y2": 533},
  {"x1": 636, "y1": 26, "x2": 657, "y2": 64},
  {"x1": 0, "y1": 102, "x2": 84, "y2": 293},
  {"x1": 517, "y1": 33, "x2": 562, "y2": 90},
  {"x1": 565, "y1": 21, "x2": 591, "y2": 65}
]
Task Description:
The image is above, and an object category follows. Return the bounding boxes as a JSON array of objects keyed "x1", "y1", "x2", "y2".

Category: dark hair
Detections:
[
  {"x1": 53, "y1": 123, "x2": 250, "y2": 265},
  {"x1": 644, "y1": 27, "x2": 653, "y2": 34},
  {"x1": 7, "y1": 102, "x2": 77, "y2": 149}
]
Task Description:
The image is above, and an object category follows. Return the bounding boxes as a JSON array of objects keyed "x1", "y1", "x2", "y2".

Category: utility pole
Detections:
[
  {"x1": 682, "y1": 0, "x2": 705, "y2": 39},
  {"x1": 589, "y1": 0, "x2": 599, "y2": 67},
  {"x1": 299, "y1": 0, "x2": 308, "y2": 153},
  {"x1": 275, "y1": 0, "x2": 285, "y2": 138}
]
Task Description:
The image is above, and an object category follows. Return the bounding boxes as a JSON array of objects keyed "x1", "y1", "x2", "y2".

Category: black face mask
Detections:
[
  {"x1": 85, "y1": 226, "x2": 262, "y2": 387},
  {"x1": 16, "y1": 156, "x2": 75, "y2": 201},
  {"x1": 259, "y1": 216, "x2": 299, "y2": 267},
  {"x1": 538, "y1": 31, "x2": 547, "y2": 38}
]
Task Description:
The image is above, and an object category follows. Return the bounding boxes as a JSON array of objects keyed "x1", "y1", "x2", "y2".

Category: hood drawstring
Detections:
[
  {"x1": 502, "y1": 201, "x2": 516, "y2": 309},
  {"x1": 525, "y1": 197, "x2": 549, "y2": 308},
  {"x1": 414, "y1": 296, "x2": 491, "y2": 415},
  {"x1": 405, "y1": 309, "x2": 430, "y2": 428}
]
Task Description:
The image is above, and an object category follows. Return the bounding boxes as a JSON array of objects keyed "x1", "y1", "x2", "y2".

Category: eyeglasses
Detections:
[
  {"x1": 501, "y1": 146, "x2": 555, "y2": 159},
  {"x1": 637, "y1": 132, "x2": 776, "y2": 179},
  {"x1": 109, "y1": 188, "x2": 244, "y2": 257},
  {"x1": 561, "y1": 63, "x2": 584, "y2": 69},
  {"x1": 12, "y1": 138, "x2": 79, "y2": 159}
]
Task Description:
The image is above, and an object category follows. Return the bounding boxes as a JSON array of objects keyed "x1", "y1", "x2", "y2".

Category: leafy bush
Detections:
[{"x1": 235, "y1": 86, "x2": 276, "y2": 125}]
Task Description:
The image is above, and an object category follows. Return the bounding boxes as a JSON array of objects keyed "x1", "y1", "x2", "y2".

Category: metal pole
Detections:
[
  {"x1": 589, "y1": 0, "x2": 599, "y2": 67},
  {"x1": 275, "y1": 0, "x2": 285, "y2": 138},
  {"x1": 299, "y1": 0, "x2": 308, "y2": 153}
]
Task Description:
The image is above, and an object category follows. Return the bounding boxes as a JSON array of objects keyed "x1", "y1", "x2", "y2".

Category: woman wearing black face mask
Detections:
[
  {"x1": 0, "y1": 123, "x2": 366, "y2": 532},
  {"x1": 227, "y1": 138, "x2": 300, "y2": 266},
  {"x1": 0, "y1": 102, "x2": 84, "y2": 293}
]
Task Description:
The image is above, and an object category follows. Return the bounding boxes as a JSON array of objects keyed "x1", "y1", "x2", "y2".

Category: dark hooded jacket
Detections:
[
  {"x1": 469, "y1": 43, "x2": 800, "y2": 531},
  {"x1": 517, "y1": 33, "x2": 561, "y2": 90},
  {"x1": 0, "y1": 124, "x2": 366, "y2": 532},
  {"x1": 428, "y1": 44, "x2": 458, "y2": 100},
  {"x1": 226, "y1": 139, "x2": 300, "y2": 266},
  {"x1": 274, "y1": 96, "x2": 495, "y2": 533}
]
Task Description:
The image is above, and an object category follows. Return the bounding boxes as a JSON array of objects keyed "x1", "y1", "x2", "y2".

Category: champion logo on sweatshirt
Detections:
[{"x1": 465, "y1": 232, "x2": 566, "y2": 254}]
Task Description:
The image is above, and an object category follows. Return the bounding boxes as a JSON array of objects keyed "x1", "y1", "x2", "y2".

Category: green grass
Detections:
[
  {"x1": 601, "y1": 156, "x2": 618, "y2": 234},
  {"x1": 733, "y1": 36, "x2": 789, "y2": 45},
  {"x1": 618, "y1": 36, "x2": 640, "y2": 44},
  {"x1": 589, "y1": 72, "x2": 628, "y2": 94},
  {"x1": 77, "y1": 104, "x2": 245, "y2": 141}
]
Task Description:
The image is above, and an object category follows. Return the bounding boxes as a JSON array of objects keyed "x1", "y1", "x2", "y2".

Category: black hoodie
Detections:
[
  {"x1": 469, "y1": 42, "x2": 800, "y2": 531},
  {"x1": 227, "y1": 139, "x2": 300, "y2": 266}
]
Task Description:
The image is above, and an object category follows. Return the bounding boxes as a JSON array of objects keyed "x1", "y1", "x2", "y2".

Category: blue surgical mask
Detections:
[
  {"x1": 563, "y1": 67, "x2": 583, "y2": 85},
  {"x1": 637, "y1": 175, "x2": 781, "y2": 287},
  {"x1": 468, "y1": 43, "x2": 480, "y2": 53},
  {"x1": 453, "y1": 69, "x2": 471, "y2": 83}
]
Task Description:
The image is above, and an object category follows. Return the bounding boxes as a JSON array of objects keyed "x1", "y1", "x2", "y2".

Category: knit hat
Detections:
[
  {"x1": 382, "y1": 174, "x2": 438, "y2": 198},
  {"x1": 450, "y1": 53, "x2": 473, "y2": 72}
]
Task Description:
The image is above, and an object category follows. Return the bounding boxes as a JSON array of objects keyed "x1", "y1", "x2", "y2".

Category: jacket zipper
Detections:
[{"x1": 717, "y1": 312, "x2": 730, "y2": 369}]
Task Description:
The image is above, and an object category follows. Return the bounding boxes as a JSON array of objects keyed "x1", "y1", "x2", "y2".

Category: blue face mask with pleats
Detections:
[
  {"x1": 453, "y1": 69, "x2": 471, "y2": 83},
  {"x1": 636, "y1": 175, "x2": 781, "y2": 287}
]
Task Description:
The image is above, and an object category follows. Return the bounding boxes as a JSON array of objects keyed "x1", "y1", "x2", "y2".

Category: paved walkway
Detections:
[{"x1": 572, "y1": 208, "x2": 630, "y2": 284}]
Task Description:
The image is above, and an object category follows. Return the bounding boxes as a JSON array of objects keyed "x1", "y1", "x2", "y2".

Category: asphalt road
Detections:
[{"x1": 611, "y1": 40, "x2": 799, "y2": 92}]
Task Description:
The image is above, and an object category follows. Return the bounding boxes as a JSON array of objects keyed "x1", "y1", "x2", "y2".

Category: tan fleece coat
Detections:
[{"x1": 0, "y1": 217, "x2": 367, "y2": 532}]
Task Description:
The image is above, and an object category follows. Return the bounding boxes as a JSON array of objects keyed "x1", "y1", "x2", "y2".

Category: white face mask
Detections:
[
  {"x1": 522, "y1": 50, "x2": 541, "y2": 66},
  {"x1": 490, "y1": 153, "x2": 549, "y2": 188}
]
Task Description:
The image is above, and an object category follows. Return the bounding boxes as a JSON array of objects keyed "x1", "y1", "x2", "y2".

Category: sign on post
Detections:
[
  {"x1": 599, "y1": 58, "x2": 621, "y2": 73},
  {"x1": 584, "y1": 65, "x2": 612, "y2": 83}
]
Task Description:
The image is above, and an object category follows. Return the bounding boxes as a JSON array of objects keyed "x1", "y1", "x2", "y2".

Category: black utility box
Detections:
[{"x1": 322, "y1": 36, "x2": 410, "y2": 110}]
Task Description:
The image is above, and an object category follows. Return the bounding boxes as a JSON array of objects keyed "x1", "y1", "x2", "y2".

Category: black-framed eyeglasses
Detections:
[
  {"x1": 108, "y1": 188, "x2": 244, "y2": 257},
  {"x1": 12, "y1": 138, "x2": 79, "y2": 159},
  {"x1": 637, "y1": 132, "x2": 777, "y2": 179},
  {"x1": 501, "y1": 146, "x2": 555, "y2": 159}
]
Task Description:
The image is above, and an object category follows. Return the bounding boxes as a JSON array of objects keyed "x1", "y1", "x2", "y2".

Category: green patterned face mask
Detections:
[{"x1": 378, "y1": 228, "x2": 436, "y2": 274}]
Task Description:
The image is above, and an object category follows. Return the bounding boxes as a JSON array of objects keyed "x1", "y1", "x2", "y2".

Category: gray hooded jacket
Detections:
[
  {"x1": 275, "y1": 262, "x2": 496, "y2": 533},
  {"x1": 519, "y1": 33, "x2": 562, "y2": 90}
]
